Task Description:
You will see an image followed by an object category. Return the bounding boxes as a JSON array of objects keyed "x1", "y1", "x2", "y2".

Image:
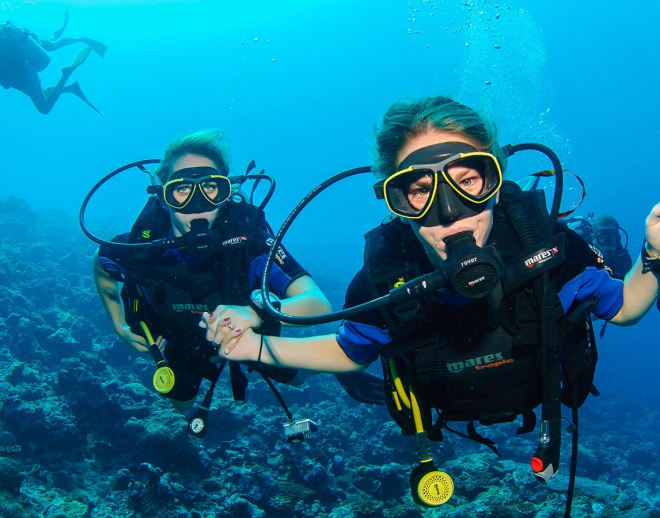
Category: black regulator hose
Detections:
[
  {"x1": 79, "y1": 157, "x2": 276, "y2": 250},
  {"x1": 79, "y1": 159, "x2": 161, "y2": 248},
  {"x1": 503, "y1": 143, "x2": 563, "y2": 223},
  {"x1": 260, "y1": 166, "x2": 453, "y2": 325},
  {"x1": 260, "y1": 166, "x2": 405, "y2": 325},
  {"x1": 261, "y1": 143, "x2": 564, "y2": 326}
]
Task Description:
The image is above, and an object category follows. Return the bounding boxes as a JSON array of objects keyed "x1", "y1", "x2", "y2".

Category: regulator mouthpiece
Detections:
[{"x1": 444, "y1": 231, "x2": 500, "y2": 299}]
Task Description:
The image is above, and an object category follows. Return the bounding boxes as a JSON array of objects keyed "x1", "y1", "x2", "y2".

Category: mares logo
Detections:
[
  {"x1": 266, "y1": 237, "x2": 287, "y2": 266},
  {"x1": 524, "y1": 246, "x2": 559, "y2": 269},
  {"x1": 172, "y1": 303, "x2": 209, "y2": 314},
  {"x1": 447, "y1": 352, "x2": 514, "y2": 373},
  {"x1": 222, "y1": 236, "x2": 247, "y2": 247}
]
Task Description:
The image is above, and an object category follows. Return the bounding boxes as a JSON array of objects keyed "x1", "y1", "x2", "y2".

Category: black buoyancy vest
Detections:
[
  {"x1": 109, "y1": 198, "x2": 268, "y2": 345},
  {"x1": 364, "y1": 186, "x2": 597, "y2": 433}
]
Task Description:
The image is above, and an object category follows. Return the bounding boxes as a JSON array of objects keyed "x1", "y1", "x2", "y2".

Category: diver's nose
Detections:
[{"x1": 433, "y1": 183, "x2": 465, "y2": 224}]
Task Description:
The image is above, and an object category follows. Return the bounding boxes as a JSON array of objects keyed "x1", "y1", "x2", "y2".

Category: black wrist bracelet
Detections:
[
  {"x1": 249, "y1": 290, "x2": 282, "y2": 336},
  {"x1": 641, "y1": 240, "x2": 660, "y2": 278}
]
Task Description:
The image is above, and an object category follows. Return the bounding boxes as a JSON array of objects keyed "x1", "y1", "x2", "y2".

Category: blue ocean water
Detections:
[{"x1": 1, "y1": 0, "x2": 659, "y2": 516}]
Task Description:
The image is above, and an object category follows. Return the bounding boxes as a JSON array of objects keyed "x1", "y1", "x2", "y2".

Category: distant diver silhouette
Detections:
[{"x1": 0, "y1": 11, "x2": 106, "y2": 115}]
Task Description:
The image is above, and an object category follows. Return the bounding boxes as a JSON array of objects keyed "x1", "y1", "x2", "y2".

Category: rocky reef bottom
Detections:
[{"x1": 1, "y1": 197, "x2": 658, "y2": 518}]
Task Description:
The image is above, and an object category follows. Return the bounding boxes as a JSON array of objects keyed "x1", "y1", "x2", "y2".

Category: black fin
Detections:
[{"x1": 334, "y1": 371, "x2": 385, "y2": 405}]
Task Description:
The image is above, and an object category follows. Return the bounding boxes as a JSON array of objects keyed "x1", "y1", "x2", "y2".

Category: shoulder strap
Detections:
[
  {"x1": 212, "y1": 200, "x2": 268, "y2": 237},
  {"x1": 494, "y1": 182, "x2": 567, "y2": 294},
  {"x1": 128, "y1": 197, "x2": 171, "y2": 243},
  {"x1": 364, "y1": 219, "x2": 432, "y2": 334}
]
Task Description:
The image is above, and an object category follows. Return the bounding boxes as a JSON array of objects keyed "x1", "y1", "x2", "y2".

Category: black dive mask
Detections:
[
  {"x1": 163, "y1": 166, "x2": 232, "y2": 215},
  {"x1": 594, "y1": 230, "x2": 620, "y2": 248},
  {"x1": 374, "y1": 142, "x2": 502, "y2": 227},
  {"x1": 442, "y1": 231, "x2": 501, "y2": 299}
]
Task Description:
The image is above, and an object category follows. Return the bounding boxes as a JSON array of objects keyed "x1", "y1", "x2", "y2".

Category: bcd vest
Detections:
[
  {"x1": 103, "y1": 197, "x2": 269, "y2": 349},
  {"x1": 363, "y1": 185, "x2": 598, "y2": 437}
]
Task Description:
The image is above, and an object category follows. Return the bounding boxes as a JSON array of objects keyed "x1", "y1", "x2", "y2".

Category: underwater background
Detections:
[{"x1": 1, "y1": 0, "x2": 659, "y2": 516}]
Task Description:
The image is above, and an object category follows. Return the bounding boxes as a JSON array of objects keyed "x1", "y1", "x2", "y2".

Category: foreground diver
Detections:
[
  {"x1": 0, "y1": 13, "x2": 105, "y2": 114},
  {"x1": 204, "y1": 96, "x2": 660, "y2": 514},
  {"x1": 93, "y1": 129, "x2": 340, "y2": 435}
]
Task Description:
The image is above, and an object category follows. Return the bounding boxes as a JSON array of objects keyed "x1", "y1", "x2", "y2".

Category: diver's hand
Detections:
[
  {"x1": 219, "y1": 328, "x2": 261, "y2": 362},
  {"x1": 200, "y1": 309, "x2": 260, "y2": 359},
  {"x1": 645, "y1": 202, "x2": 660, "y2": 258},
  {"x1": 199, "y1": 304, "x2": 261, "y2": 338},
  {"x1": 115, "y1": 325, "x2": 148, "y2": 353}
]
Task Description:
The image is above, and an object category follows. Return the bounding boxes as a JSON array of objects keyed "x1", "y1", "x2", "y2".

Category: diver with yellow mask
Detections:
[
  {"x1": 203, "y1": 96, "x2": 660, "y2": 517},
  {"x1": 86, "y1": 129, "x2": 387, "y2": 440}
]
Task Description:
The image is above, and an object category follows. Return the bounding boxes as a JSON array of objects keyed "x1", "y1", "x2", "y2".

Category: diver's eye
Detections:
[
  {"x1": 448, "y1": 166, "x2": 484, "y2": 196},
  {"x1": 406, "y1": 185, "x2": 432, "y2": 210},
  {"x1": 170, "y1": 183, "x2": 194, "y2": 204},
  {"x1": 175, "y1": 183, "x2": 193, "y2": 194},
  {"x1": 459, "y1": 175, "x2": 481, "y2": 190},
  {"x1": 409, "y1": 186, "x2": 431, "y2": 198},
  {"x1": 201, "y1": 181, "x2": 219, "y2": 197}
]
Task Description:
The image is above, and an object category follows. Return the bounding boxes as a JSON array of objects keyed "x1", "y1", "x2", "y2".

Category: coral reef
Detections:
[{"x1": 0, "y1": 197, "x2": 658, "y2": 517}]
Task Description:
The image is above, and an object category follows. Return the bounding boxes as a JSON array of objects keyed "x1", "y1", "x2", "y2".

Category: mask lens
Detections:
[
  {"x1": 443, "y1": 154, "x2": 501, "y2": 202},
  {"x1": 201, "y1": 176, "x2": 231, "y2": 204},
  {"x1": 385, "y1": 169, "x2": 435, "y2": 217},
  {"x1": 596, "y1": 231, "x2": 618, "y2": 247},
  {"x1": 164, "y1": 179, "x2": 194, "y2": 209},
  {"x1": 163, "y1": 175, "x2": 231, "y2": 210}
]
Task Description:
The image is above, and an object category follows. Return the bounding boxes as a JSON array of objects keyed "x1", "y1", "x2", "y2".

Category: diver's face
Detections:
[
  {"x1": 168, "y1": 153, "x2": 220, "y2": 237},
  {"x1": 396, "y1": 130, "x2": 495, "y2": 264},
  {"x1": 595, "y1": 231, "x2": 620, "y2": 256}
]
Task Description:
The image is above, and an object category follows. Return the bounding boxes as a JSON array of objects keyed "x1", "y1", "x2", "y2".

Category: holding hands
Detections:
[{"x1": 200, "y1": 304, "x2": 261, "y2": 357}]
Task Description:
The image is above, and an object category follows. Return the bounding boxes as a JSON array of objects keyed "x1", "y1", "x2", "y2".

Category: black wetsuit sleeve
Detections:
[
  {"x1": 247, "y1": 220, "x2": 309, "y2": 296},
  {"x1": 97, "y1": 233, "x2": 131, "y2": 282},
  {"x1": 343, "y1": 267, "x2": 387, "y2": 327},
  {"x1": 554, "y1": 225, "x2": 605, "y2": 284},
  {"x1": 335, "y1": 267, "x2": 390, "y2": 364}
]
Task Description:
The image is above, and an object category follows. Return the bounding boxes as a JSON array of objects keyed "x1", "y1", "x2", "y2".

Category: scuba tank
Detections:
[{"x1": 2, "y1": 23, "x2": 51, "y2": 71}]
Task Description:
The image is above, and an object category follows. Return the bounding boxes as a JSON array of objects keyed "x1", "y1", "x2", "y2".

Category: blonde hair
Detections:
[{"x1": 155, "y1": 129, "x2": 229, "y2": 183}]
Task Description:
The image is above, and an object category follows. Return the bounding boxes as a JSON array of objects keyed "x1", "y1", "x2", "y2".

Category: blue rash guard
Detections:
[{"x1": 336, "y1": 227, "x2": 625, "y2": 365}]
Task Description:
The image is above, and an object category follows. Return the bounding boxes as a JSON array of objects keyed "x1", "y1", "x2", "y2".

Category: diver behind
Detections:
[
  {"x1": 568, "y1": 214, "x2": 632, "y2": 280},
  {"x1": 591, "y1": 216, "x2": 632, "y2": 279},
  {"x1": 0, "y1": 12, "x2": 106, "y2": 115}
]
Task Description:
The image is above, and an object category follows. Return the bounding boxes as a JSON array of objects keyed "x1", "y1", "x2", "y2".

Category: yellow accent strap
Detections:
[
  {"x1": 410, "y1": 388, "x2": 425, "y2": 434},
  {"x1": 139, "y1": 321, "x2": 155, "y2": 346},
  {"x1": 388, "y1": 359, "x2": 411, "y2": 409},
  {"x1": 392, "y1": 391, "x2": 403, "y2": 411}
]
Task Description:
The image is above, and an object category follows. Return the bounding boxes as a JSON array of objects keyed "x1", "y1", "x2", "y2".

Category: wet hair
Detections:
[
  {"x1": 373, "y1": 95, "x2": 507, "y2": 179},
  {"x1": 592, "y1": 215, "x2": 619, "y2": 232},
  {"x1": 156, "y1": 129, "x2": 229, "y2": 183}
]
